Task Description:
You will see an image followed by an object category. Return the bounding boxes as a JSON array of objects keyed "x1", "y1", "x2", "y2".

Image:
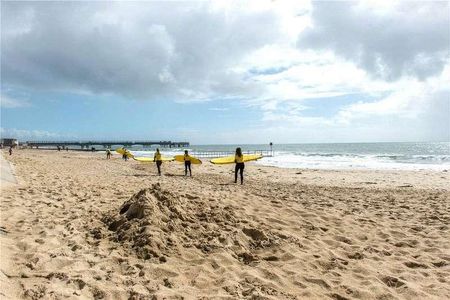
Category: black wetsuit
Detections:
[
  {"x1": 235, "y1": 163, "x2": 244, "y2": 184},
  {"x1": 156, "y1": 161, "x2": 162, "y2": 175},
  {"x1": 185, "y1": 161, "x2": 192, "y2": 176},
  {"x1": 184, "y1": 154, "x2": 192, "y2": 176}
]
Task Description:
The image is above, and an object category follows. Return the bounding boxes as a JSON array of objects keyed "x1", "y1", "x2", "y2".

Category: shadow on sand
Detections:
[
  {"x1": 164, "y1": 173, "x2": 190, "y2": 177},
  {"x1": 125, "y1": 173, "x2": 160, "y2": 177}
]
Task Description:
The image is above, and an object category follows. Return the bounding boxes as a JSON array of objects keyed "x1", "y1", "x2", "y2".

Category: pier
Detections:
[
  {"x1": 24, "y1": 141, "x2": 274, "y2": 158},
  {"x1": 26, "y1": 140, "x2": 190, "y2": 150}
]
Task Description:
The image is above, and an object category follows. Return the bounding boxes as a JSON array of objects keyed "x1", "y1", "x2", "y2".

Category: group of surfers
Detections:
[{"x1": 107, "y1": 147, "x2": 247, "y2": 184}]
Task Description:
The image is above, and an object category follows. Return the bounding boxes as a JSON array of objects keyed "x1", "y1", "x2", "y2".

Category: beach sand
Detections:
[{"x1": 1, "y1": 149, "x2": 449, "y2": 299}]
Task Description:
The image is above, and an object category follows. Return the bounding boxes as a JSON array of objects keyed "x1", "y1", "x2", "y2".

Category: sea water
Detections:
[{"x1": 131, "y1": 142, "x2": 449, "y2": 171}]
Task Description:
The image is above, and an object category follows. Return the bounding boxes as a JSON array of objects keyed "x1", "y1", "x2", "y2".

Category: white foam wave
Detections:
[
  {"x1": 256, "y1": 152, "x2": 450, "y2": 171},
  {"x1": 127, "y1": 149, "x2": 450, "y2": 171}
]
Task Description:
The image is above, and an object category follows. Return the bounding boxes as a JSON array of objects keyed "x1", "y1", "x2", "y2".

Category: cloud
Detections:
[
  {"x1": 0, "y1": 127, "x2": 70, "y2": 141},
  {"x1": 3, "y1": 1, "x2": 447, "y2": 101},
  {"x1": 298, "y1": 1, "x2": 449, "y2": 81},
  {"x1": 334, "y1": 69, "x2": 450, "y2": 141},
  {"x1": 0, "y1": 94, "x2": 31, "y2": 108},
  {"x1": 240, "y1": 49, "x2": 399, "y2": 119},
  {"x1": 252, "y1": 63, "x2": 450, "y2": 143},
  {"x1": 1, "y1": 1, "x2": 282, "y2": 101},
  {"x1": 336, "y1": 64, "x2": 450, "y2": 122},
  {"x1": 1, "y1": 1, "x2": 449, "y2": 143}
]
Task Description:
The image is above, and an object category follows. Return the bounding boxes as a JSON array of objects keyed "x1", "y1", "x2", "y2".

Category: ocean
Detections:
[{"x1": 130, "y1": 142, "x2": 450, "y2": 171}]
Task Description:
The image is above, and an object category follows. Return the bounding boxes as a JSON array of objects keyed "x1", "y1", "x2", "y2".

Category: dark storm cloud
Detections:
[{"x1": 298, "y1": 1, "x2": 450, "y2": 81}]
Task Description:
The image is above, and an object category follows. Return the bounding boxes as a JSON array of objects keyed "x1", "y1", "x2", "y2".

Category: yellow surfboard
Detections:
[
  {"x1": 174, "y1": 155, "x2": 202, "y2": 164},
  {"x1": 116, "y1": 148, "x2": 134, "y2": 158},
  {"x1": 210, "y1": 154, "x2": 263, "y2": 165},
  {"x1": 133, "y1": 156, "x2": 174, "y2": 162}
]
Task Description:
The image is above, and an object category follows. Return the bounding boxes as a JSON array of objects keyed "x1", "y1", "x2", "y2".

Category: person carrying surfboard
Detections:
[
  {"x1": 183, "y1": 150, "x2": 192, "y2": 176},
  {"x1": 122, "y1": 147, "x2": 129, "y2": 161},
  {"x1": 154, "y1": 148, "x2": 163, "y2": 175},
  {"x1": 235, "y1": 147, "x2": 245, "y2": 184}
]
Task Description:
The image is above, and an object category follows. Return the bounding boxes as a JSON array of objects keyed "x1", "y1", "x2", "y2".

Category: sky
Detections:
[{"x1": 1, "y1": 0, "x2": 449, "y2": 144}]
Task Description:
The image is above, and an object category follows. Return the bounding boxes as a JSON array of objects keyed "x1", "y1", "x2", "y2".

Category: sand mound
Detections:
[{"x1": 103, "y1": 183, "x2": 286, "y2": 262}]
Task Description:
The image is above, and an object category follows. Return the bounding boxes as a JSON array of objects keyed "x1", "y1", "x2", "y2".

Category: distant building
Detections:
[{"x1": 1, "y1": 138, "x2": 18, "y2": 148}]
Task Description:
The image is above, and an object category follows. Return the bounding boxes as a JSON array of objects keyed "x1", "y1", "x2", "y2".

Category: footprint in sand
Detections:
[
  {"x1": 432, "y1": 261, "x2": 448, "y2": 268},
  {"x1": 329, "y1": 293, "x2": 350, "y2": 300},
  {"x1": 16, "y1": 240, "x2": 31, "y2": 252},
  {"x1": 34, "y1": 238, "x2": 45, "y2": 244},
  {"x1": 335, "y1": 236, "x2": 353, "y2": 245},
  {"x1": 381, "y1": 276, "x2": 406, "y2": 288},
  {"x1": 404, "y1": 261, "x2": 428, "y2": 269},
  {"x1": 46, "y1": 272, "x2": 69, "y2": 281},
  {"x1": 23, "y1": 285, "x2": 47, "y2": 299},
  {"x1": 304, "y1": 277, "x2": 331, "y2": 289},
  {"x1": 347, "y1": 252, "x2": 364, "y2": 260},
  {"x1": 69, "y1": 278, "x2": 87, "y2": 290}
]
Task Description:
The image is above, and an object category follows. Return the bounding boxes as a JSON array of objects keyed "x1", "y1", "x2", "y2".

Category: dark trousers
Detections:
[
  {"x1": 156, "y1": 161, "x2": 162, "y2": 175},
  {"x1": 235, "y1": 163, "x2": 245, "y2": 184},
  {"x1": 185, "y1": 161, "x2": 192, "y2": 176}
]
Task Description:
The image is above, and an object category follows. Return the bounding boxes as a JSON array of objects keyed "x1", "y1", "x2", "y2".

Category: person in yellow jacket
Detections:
[
  {"x1": 234, "y1": 147, "x2": 244, "y2": 184},
  {"x1": 153, "y1": 148, "x2": 162, "y2": 176},
  {"x1": 183, "y1": 150, "x2": 192, "y2": 176}
]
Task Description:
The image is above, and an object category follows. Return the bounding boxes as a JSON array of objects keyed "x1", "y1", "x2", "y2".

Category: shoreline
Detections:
[
  {"x1": 1, "y1": 149, "x2": 449, "y2": 299},
  {"x1": 12, "y1": 149, "x2": 450, "y2": 190},
  {"x1": 17, "y1": 145, "x2": 450, "y2": 172}
]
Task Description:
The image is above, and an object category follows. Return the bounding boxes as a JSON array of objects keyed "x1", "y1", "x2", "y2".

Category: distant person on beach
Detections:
[
  {"x1": 183, "y1": 150, "x2": 192, "y2": 176},
  {"x1": 234, "y1": 147, "x2": 244, "y2": 184},
  {"x1": 154, "y1": 148, "x2": 162, "y2": 175},
  {"x1": 122, "y1": 148, "x2": 128, "y2": 161},
  {"x1": 106, "y1": 149, "x2": 112, "y2": 159},
  {"x1": 9, "y1": 146, "x2": 13, "y2": 156}
]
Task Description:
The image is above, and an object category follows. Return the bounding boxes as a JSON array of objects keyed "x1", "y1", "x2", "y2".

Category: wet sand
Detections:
[{"x1": 1, "y1": 149, "x2": 449, "y2": 299}]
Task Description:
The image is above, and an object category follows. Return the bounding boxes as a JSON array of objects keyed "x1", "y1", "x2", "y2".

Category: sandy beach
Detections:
[{"x1": 1, "y1": 149, "x2": 449, "y2": 299}]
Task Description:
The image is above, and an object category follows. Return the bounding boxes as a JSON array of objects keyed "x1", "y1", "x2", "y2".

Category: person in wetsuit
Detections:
[
  {"x1": 154, "y1": 148, "x2": 162, "y2": 176},
  {"x1": 122, "y1": 147, "x2": 128, "y2": 161},
  {"x1": 234, "y1": 147, "x2": 244, "y2": 184},
  {"x1": 183, "y1": 150, "x2": 192, "y2": 176}
]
